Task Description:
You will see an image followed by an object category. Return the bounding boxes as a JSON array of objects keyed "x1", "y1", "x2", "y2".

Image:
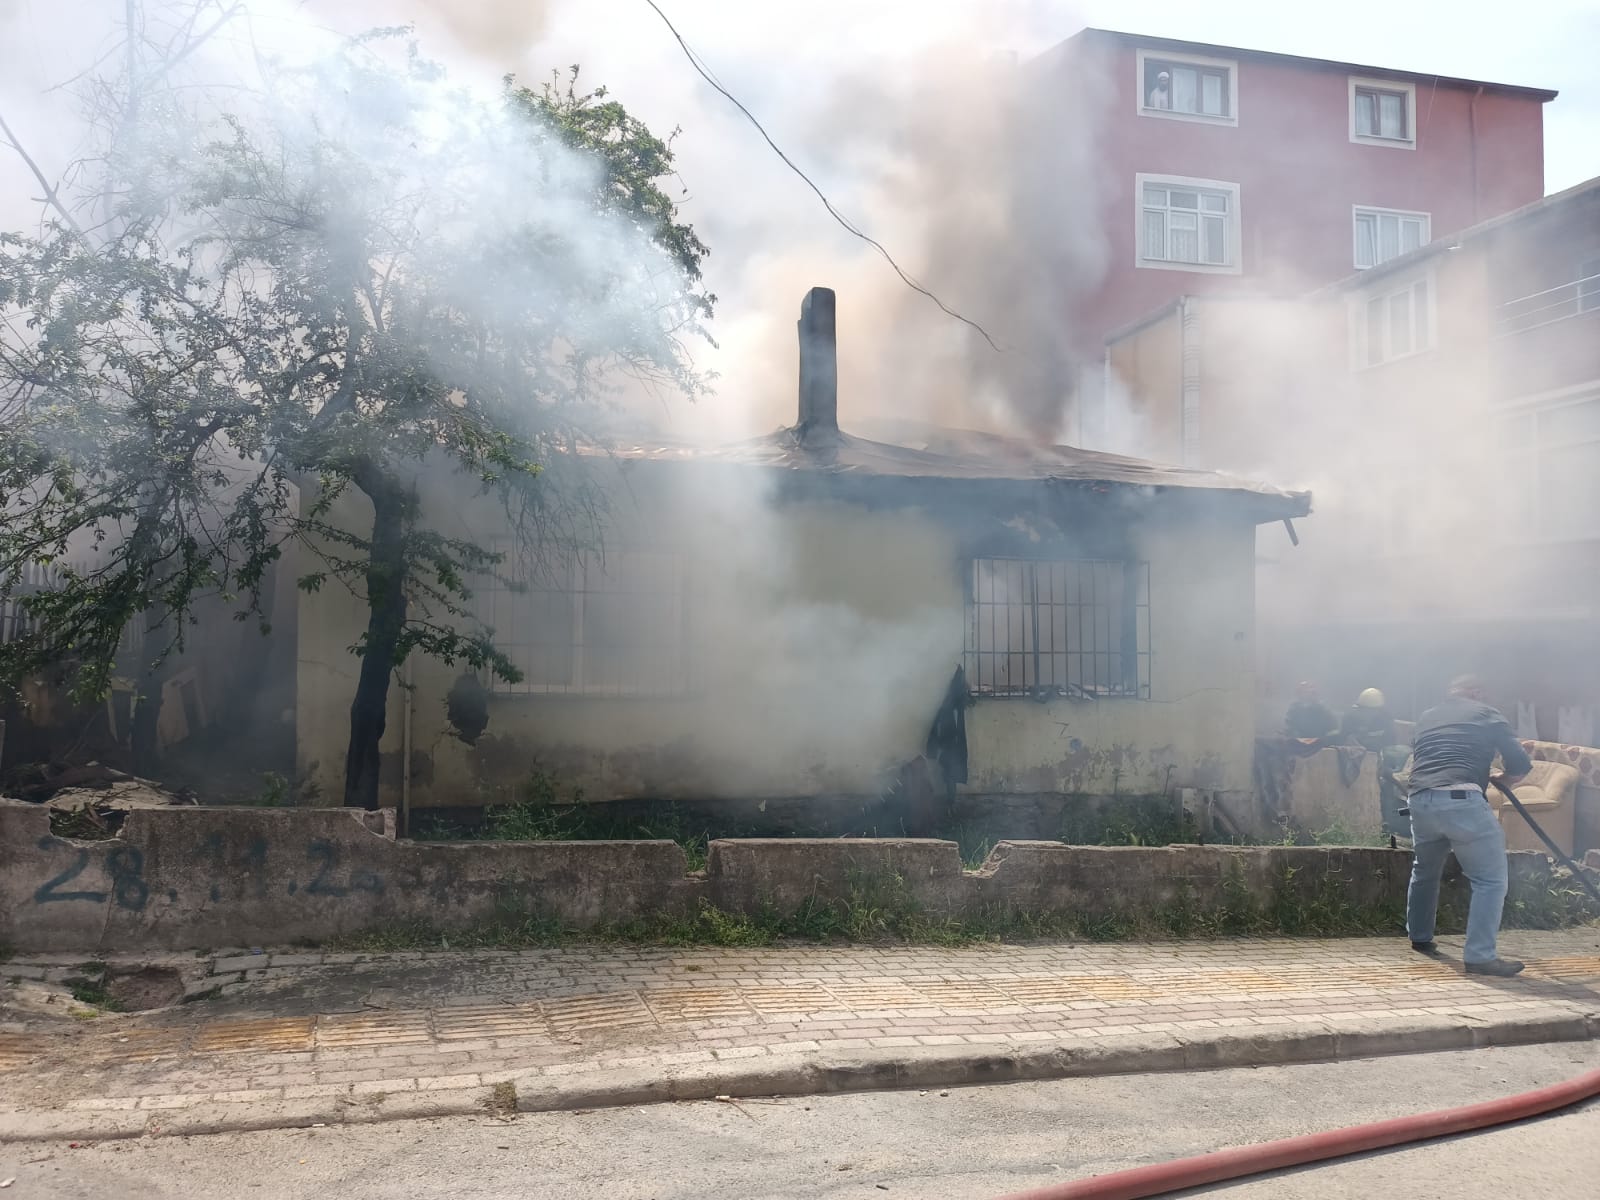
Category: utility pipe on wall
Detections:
[
  {"x1": 400, "y1": 655, "x2": 413, "y2": 836},
  {"x1": 1469, "y1": 85, "x2": 1484, "y2": 223}
]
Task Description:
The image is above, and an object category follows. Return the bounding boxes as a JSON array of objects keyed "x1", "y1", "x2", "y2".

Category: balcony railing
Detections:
[{"x1": 1496, "y1": 270, "x2": 1600, "y2": 336}]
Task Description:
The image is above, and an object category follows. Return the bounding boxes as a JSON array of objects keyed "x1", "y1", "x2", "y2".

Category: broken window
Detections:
[
  {"x1": 965, "y1": 558, "x2": 1151, "y2": 699},
  {"x1": 477, "y1": 547, "x2": 688, "y2": 696}
]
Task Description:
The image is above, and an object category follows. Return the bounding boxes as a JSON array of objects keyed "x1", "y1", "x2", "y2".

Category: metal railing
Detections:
[
  {"x1": 0, "y1": 560, "x2": 145, "y2": 657},
  {"x1": 1496, "y1": 270, "x2": 1600, "y2": 336}
]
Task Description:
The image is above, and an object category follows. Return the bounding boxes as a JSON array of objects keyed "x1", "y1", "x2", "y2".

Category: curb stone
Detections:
[{"x1": 1, "y1": 1010, "x2": 1595, "y2": 1144}]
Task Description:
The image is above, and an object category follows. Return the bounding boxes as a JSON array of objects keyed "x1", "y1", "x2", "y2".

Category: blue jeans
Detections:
[{"x1": 1406, "y1": 787, "x2": 1509, "y2": 963}]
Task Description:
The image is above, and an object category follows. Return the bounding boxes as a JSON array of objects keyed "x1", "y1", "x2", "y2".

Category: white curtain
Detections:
[
  {"x1": 1558, "y1": 706, "x2": 1595, "y2": 747},
  {"x1": 1355, "y1": 214, "x2": 1377, "y2": 268},
  {"x1": 1516, "y1": 701, "x2": 1538, "y2": 740},
  {"x1": 1171, "y1": 67, "x2": 1199, "y2": 113},
  {"x1": 1379, "y1": 92, "x2": 1405, "y2": 138},
  {"x1": 1355, "y1": 92, "x2": 1376, "y2": 135}
]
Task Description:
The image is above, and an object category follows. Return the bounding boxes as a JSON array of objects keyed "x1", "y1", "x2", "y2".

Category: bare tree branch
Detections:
[{"x1": 0, "y1": 111, "x2": 87, "y2": 237}]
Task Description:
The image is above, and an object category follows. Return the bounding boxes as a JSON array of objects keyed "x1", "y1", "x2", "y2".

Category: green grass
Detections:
[
  {"x1": 326, "y1": 860, "x2": 1474, "y2": 954},
  {"x1": 61, "y1": 961, "x2": 124, "y2": 1012},
  {"x1": 421, "y1": 777, "x2": 1402, "y2": 877},
  {"x1": 1059, "y1": 794, "x2": 1202, "y2": 847},
  {"x1": 420, "y1": 772, "x2": 732, "y2": 873},
  {"x1": 325, "y1": 850, "x2": 1600, "y2": 956}
]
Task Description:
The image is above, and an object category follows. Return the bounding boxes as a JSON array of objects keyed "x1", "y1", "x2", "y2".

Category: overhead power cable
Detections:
[{"x1": 642, "y1": 0, "x2": 1001, "y2": 352}]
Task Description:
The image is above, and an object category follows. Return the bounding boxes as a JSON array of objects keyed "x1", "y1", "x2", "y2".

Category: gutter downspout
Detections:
[
  {"x1": 1468, "y1": 85, "x2": 1484, "y2": 223},
  {"x1": 401, "y1": 656, "x2": 413, "y2": 836},
  {"x1": 1178, "y1": 297, "x2": 1201, "y2": 466}
]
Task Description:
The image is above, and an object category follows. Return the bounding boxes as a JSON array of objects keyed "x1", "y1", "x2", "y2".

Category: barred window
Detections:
[
  {"x1": 965, "y1": 558, "x2": 1150, "y2": 699},
  {"x1": 478, "y1": 547, "x2": 687, "y2": 696}
]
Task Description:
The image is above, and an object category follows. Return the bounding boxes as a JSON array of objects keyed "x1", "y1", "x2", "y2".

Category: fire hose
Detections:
[
  {"x1": 990, "y1": 1066, "x2": 1600, "y2": 1200},
  {"x1": 1487, "y1": 776, "x2": 1600, "y2": 907},
  {"x1": 988, "y1": 779, "x2": 1600, "y2": 1200}
]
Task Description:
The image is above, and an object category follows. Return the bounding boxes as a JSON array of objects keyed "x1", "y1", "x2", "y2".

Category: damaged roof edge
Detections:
[{"x1": 607, "y1": 425, "x2": 1313, "y2": 526}]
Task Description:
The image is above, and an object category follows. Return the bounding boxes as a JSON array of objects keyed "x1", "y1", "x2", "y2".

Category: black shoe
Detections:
[
  {"x1": 1411, "y1": 940, "x2": 1439, "y2": 955},
  {"x1": 1465, "y1": 958, "x2": 1525, "y2": 977}
]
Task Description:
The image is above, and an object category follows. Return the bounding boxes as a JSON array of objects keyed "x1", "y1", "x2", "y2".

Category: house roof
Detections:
[
  {"x1": 1056, "y1": 28, "x2": 1559, "y2": 102},
  {"x1": 1318, "y1": 173, "x2": 1600, "y2": 294},
  {"x1": 610, "y1": 419, "x2": 1312, "y2": 523}
]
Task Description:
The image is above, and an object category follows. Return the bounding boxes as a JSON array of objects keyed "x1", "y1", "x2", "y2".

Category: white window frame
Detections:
[
  {"x1": 1349, "y1": 77, "x2": 1417, "y2": 149},
  {"x1": 1135, "y1": 173, "x2": 1243, "y2": 275},
  {"x1": 1352, "y1": 206, "x2": 1431, "y2": 269},
  {"x1": 1493, "y1": 382, "x2": 1600, "y2": 545},
  {"x1": 1348, "y1": 269, "x2": 1436, "y2": 369},
  {"x1": 1135, "y1": 48, "x2": 1239, "y2": 127}
]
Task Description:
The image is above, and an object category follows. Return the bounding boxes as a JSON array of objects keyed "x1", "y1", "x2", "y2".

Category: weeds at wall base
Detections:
[
  {"x1": 419, "y1": 781, "x2": 1394, "y2": 875},
  {"x1": 322, "y1": 861, "x2": 1594, "y2": 954}
]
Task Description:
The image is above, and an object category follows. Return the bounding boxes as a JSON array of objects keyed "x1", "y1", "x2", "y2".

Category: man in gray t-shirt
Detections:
[{"x1": 1404, "y1": 676, "x2": 1531, "y2": 976}]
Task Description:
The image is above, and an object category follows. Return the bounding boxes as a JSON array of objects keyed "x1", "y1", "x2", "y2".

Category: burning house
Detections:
[{"x1": 292, "y1": 288, "x2": 1310, "y2": 832}]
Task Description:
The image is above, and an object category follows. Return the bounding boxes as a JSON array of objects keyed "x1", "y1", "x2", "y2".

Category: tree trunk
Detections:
[
  {"x1": 128, "y1": 603, "x2": 174, "y2": 777},
  {"x1": 130, "y1": 666, "x2": 166, "y2": 776},
  {"x1": 343, "y1": 466, "x2": 413, "y2": 809}
]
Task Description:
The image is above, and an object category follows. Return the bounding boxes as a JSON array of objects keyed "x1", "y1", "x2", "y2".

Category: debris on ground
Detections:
[
  {"x1": 3, "y1": 762, "x2": 198, "y2": 838},
  {"x1": 6, "y1": 760, "x2": 198, "y2": 807}
]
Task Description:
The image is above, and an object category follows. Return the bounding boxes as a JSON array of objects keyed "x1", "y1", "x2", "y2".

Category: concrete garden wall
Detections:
[{"x1": 0, "y1": 800, "x2": 1558, "y2": 953}]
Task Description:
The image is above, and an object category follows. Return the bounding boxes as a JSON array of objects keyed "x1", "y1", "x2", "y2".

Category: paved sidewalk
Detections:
[{"x1": 3, "y1": 927, "x2": 1599, "y2": 1141}]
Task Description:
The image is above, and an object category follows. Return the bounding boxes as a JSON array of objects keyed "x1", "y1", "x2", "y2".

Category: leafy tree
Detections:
[{"x1": 0, "y1": 10, "x2": 712, "y2": 806}]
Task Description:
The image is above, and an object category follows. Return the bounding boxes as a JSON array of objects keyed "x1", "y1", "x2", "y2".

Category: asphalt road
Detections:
[{"x1": 3, "y1": 1042, "x2": 1598, "y2": 1199}]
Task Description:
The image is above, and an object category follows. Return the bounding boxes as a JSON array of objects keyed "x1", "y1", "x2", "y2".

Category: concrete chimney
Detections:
[{"x1": 796, "y1": 286, "x2": 837, "y2": 437}]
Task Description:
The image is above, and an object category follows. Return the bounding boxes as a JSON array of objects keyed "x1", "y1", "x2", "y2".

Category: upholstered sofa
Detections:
[
  {"x1": 1488, "y1": 757, "x2": 1579, "y2": 857},
  {"x1": 1519, "y1": 740, "x2": 1600, "y2": 857}
]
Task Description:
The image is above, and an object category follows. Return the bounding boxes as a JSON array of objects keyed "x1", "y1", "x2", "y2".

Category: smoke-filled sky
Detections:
[{"x1": 1, "y1": 0, "x2": 1594, "y2": 446}]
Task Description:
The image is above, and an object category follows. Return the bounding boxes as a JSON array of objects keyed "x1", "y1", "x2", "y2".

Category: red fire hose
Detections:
[{"x1": 992, "y1": 1066, "x2": 1600, "y2": 1200}]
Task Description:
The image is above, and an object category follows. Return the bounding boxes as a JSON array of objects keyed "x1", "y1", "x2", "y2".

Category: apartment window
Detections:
[
  {"x1": 1137, "y1": 50, "x2": 1238, "y2": 125},
  {"x1": 1137, "y1": 174, "x2": 1240, "y2": 273},
  {"x1": 1497, "y1": 391, "x2": 1600, "y2": 542},
  {"x1": 1350, "y1": 78, "x2": 1416, "y2": 147},
  {"x1": 1354, "y1": 207, "x2": 1430, "y2": 269},
  {"x1": 965, "y1": 558, "x2": 1151, "y2": 699},
  {"x1": 479, "y1": 547, "x2": 687, "y2": 696},
  {"x1": 1353, "y1": 276, "x2": 1433, "y2": 367}
]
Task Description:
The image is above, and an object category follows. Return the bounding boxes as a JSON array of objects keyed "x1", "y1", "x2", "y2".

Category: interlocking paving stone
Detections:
[
  {"x1": 541, "y1": 991, "x2": 656, "y2": 1035},
  {"x1": 316, "y1": 1011, "x2": 431, "y2": 1049},
  {"x1": 740, "y1": 985, "x2": 837, "y2": 1014},
  {"x1": 0, "y1": 1031, "x2": 37, "y2": 1070},
  {"x1": 432, "y1": 1003, "x2": 549, "y2": 1042},
  {"x1": 640, "y1": 988, "x2": 754, "y2": 1023},
  {"x1": 99, "y1": 1028, "x2": 194, "y2": 1064},
  {"x1": 193, "y1": 1018, "x2": 314, "y2": 1056},
  {"x1": 4, "y1": 930, "x2": 1597, "y2": 1118}
]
